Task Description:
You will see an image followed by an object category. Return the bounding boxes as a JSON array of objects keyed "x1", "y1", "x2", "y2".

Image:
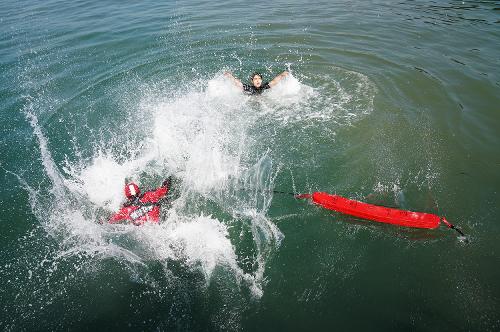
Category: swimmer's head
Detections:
[{"x1": 250, "y1": 72, "x2": 263, "y2": 88}]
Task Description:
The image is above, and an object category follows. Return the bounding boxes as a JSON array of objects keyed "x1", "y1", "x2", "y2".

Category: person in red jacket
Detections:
[{"x1": 108, "y1": 177, "x2": 172, "y2": 225}]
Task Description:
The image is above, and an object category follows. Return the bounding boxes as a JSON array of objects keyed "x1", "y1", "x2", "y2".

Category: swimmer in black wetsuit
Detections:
[{"x1": 224, "y1": 71, "x2": 289, "y2": 95}]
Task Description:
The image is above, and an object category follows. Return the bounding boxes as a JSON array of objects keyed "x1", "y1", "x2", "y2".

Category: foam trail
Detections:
[{"x1": 25, "y1": 109, "x2": 67, "y2": 199}]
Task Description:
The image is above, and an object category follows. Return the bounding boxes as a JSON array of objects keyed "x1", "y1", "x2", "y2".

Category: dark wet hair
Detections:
[{"x1": 250, "y1": 72, "x2": 262, "y2": 81}]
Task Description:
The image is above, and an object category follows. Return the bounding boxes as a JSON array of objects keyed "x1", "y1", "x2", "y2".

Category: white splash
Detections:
[{"x1": 22, "y1": 68, "x2": 375, "y2": 298}]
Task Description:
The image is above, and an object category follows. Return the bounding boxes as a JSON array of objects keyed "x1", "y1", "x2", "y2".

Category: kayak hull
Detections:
[{"x1": 312, "y1": 192, "x2": 440, "y2": 229}]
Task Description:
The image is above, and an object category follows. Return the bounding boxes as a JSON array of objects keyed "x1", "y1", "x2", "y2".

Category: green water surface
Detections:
[{"x1": 1, "y1": 1, "x2": 499, "y2": 331}]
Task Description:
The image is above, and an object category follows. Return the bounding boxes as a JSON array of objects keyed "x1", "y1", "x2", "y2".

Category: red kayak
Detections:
[{"x1": 296, "y1": 192, "x2": 463, "y2": 234}]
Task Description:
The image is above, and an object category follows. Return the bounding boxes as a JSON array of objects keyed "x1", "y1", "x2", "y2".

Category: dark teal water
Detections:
[{"x1": 1, "y1": 1, "x2": 499, "y2": 331}]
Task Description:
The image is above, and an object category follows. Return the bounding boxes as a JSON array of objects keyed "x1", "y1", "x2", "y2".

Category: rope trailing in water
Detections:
[{"x1": 440, "y1": 217, "x2": 466, "y2": 237}]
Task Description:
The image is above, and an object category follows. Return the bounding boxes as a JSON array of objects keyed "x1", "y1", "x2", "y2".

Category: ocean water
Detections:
[{"x1": 1, "y1": 0, "x2": 499, "y2": 331}]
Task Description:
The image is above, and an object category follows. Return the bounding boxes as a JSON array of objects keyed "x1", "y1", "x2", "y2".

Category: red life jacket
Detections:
[{"x1": 108, "y1": 185, "x2": 169, "y2": 225}]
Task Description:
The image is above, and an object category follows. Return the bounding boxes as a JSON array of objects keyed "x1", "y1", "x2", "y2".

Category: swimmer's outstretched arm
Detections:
[
  {"x1": 268, "y1": 71, "x2": 289, "y2": 87},
  {"x1": 224, "y1": 71, "x2": 243, "y2": 90}
]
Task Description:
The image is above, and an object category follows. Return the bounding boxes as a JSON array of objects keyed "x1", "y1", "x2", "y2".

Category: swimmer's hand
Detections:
[{"x1": 269, "y1": 71, "x2": 289, "y2": 87}]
